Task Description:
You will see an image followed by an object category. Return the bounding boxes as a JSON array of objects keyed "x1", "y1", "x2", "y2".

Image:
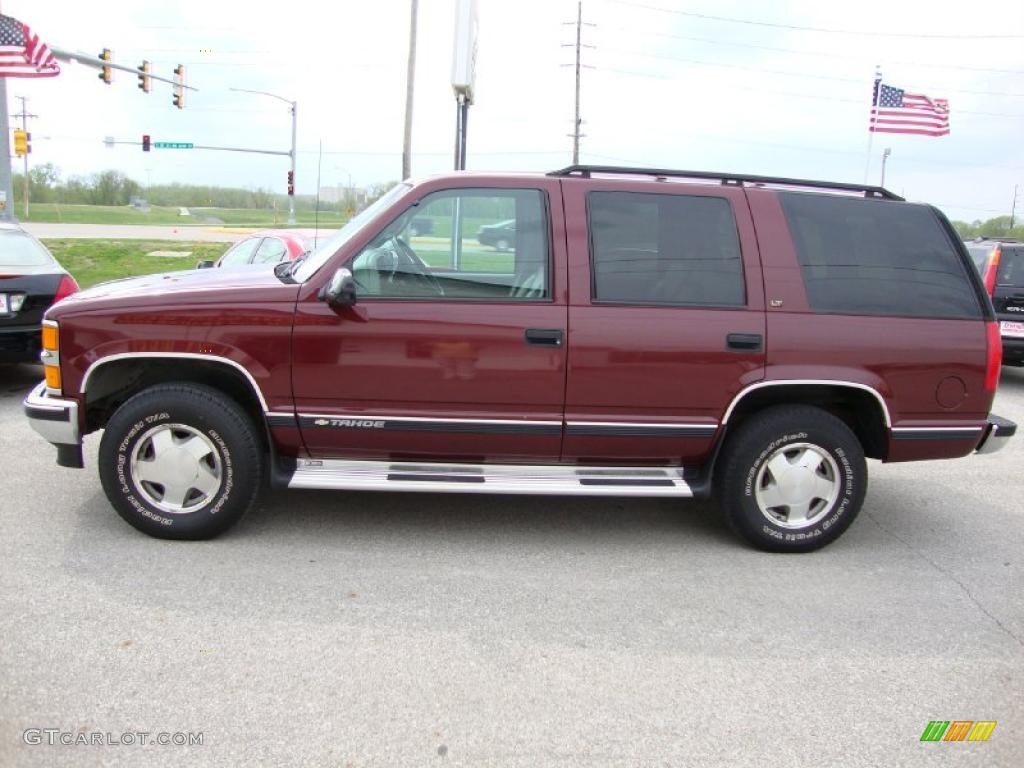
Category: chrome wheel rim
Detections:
[
  {"x1": 130, "y1": 423, "x2": 223, "y2": 514},
  {"x1": 754, "y1": 442, "x2": 840, "y2": 529}
]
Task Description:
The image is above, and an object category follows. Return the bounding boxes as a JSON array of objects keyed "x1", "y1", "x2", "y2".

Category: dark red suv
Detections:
[{"x1": 23, "y1": 166, "x2": 1016, "y2": 551}]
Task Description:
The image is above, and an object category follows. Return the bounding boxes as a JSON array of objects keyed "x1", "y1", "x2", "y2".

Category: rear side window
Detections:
[
  {"x1": 779, "y1": 193, "x2": 981, "y2": 319},
  {"x1": 0, "y1": 231, "x2": 53, "y2": 267},
  {"x1": 997, "y1": 247, "x2": 1024, "y2": 287},
  {"x1": 966, "y1": 245, "x2": 992, "y2": 274},
  {"x1": 588, "y1": 191, "x2": 745, "y2": 306}
]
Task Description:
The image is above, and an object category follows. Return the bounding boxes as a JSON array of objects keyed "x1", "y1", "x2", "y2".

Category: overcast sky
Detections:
[{"x1": 8, "y1": 0, "x2": 1024, "y2": 222}]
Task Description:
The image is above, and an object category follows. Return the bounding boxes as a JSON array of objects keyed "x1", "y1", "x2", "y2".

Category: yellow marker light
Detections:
[
  {"x1": 44, "y1": 365, "x2": 61, "y2": 390},
  {"x1": 42, "y1": 324, "x2": 59, "y2": 351}
]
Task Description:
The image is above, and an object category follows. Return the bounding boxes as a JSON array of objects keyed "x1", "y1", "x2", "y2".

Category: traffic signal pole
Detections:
[
  {"x1": 0, "y1": 76, "x2": 12, "y2": 222},
  {"x1": 230, "y1": 87, "x2": 297, "y2": 224},
  {"x1": 289, "y1": 100, "x2": 297, "y2": 225},
  {"x1": 14, "y1": 96, "x2": 37, "y2": 219}
]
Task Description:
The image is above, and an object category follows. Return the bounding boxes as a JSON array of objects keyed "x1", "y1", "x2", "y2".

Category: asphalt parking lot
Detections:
[{"x1": 1, "y1": 363, "x2": 1021, "y2": 768}]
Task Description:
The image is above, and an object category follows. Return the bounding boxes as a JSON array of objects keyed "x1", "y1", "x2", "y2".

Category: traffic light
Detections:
[
  {"x1": 142, "y1": 134, "x2": 151, "y2": 152},
  {"x1": 172, "y1": 64, "x2": 185, "y2": 109},
  {"x1": 98, "y1": 48, "x2": 112, "y2": 84},
  {"x1": 13, "y1": 129, "x2": 29, "y2": 157},
  {"x1": 137, "y1": 60, "x2": 151, "y2": 93},
  {"x1": 287, "y1": 170, "x2": 295, "y2": 196}
]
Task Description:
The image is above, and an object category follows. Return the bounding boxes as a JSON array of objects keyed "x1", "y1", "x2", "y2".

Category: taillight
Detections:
[
  {"x1": 985, "y1": 320, "x2": 1002, "y2": 393},
  {"x1": 53, "y1": 274, "x2": 79, "y2": 304},
  {"x1": 982, "y1": 246, "x2": 1001, "y2": 296}
]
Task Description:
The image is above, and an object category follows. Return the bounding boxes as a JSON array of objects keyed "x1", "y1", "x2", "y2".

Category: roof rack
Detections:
[
  {"x1": 971, "y1": 236, "x2": 1019, "y2": 243},
  {"x1": 547, "y1": 164, "x2": 904, "y2": 201}
]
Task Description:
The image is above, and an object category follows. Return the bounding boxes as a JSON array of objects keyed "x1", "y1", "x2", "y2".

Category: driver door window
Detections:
[{"x1": 350, "y1": 188, "x2": 549, "y2": 301}]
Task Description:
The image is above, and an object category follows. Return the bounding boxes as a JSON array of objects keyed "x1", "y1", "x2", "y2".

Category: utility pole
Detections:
[
  {"x1": 562, "y1": 2, "x2": 593, "y2": 164},
  {"x1": 402, "y1": 0, "x2": 418, "y2": 180},
  {"x1": 572, "y1": 0, "x2": 583, "y2": 164},
  {"x1": 1011, "y1": 184, "x2": 1019, "y2": 231},
  {"x1": 14, "y1": 96, "x2": 37, "y2": 219}
]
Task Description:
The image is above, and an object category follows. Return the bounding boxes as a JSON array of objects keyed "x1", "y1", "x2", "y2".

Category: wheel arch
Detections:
[
  {"x1": 722, "y1": 380, "x2": 891, "y2": 460},
  {"x1": 80, "y1": 353, "x2": 269, "y2": 438}
]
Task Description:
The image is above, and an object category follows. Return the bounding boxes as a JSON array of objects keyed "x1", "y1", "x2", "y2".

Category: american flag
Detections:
[
  {"x1": 869, "y1": 81, "x2": 949, "y2": 136},
  {"x1": 0, "y1": 15, "x2": 60, "y2": 78}
]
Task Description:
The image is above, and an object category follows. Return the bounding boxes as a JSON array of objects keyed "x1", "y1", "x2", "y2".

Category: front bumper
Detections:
[
  {"x1": 23, "y1": 381, "x2": 83, "y2": 467},
  {"x1": 976, "y1": 414, "x2": 1016, "y2": 455}
]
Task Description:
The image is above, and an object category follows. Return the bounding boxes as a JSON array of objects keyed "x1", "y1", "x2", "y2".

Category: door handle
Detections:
[
  {"x1": 726, "y1": 333, "x2": 763, "y2": 351},
  {"x1": 525, "y1": 328, "x2": 564, "y2": 347}
]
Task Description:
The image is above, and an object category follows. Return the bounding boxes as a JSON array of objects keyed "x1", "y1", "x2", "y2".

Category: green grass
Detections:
[
  {"x1": 40, "y1": 235, "x2": 517, "y2": 292},
  {"x1": 42, "y1": 239, "x2": 228, "y2": 289},
  {"x1": 25, "y1": 203, "x2": 347, "y2": 229}
]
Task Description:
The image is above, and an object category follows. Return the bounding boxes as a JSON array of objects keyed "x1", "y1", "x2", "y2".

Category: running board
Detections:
[{"x1": 287, "y1": 459, "x2": 694, "y2": 497}]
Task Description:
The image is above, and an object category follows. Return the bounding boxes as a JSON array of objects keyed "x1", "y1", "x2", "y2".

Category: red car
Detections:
[
  {"x1": 24, "y1": 166, "x2": 1015, "y2": 551},
  {"x1": 198, "y1": 229, "x2": 316, "y2": 269}
]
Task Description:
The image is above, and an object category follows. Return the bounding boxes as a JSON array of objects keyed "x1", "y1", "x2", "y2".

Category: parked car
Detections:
[
  {"x1": 24, "y1": 166, "x2": 1015, "y2": 551},
  {"x1": 0, "y1": 223, "x2": 78, "y2": 364},
  {"x1": 406, "y1": 217, "x2": 434, "y2": 237},
  {"x1": 965, "y1": 237, "x2": 1024, "y2": 366},
  {"x1": 197, "y1": 230, "x2": 313, "y2": 269},
  {"x1": 477, "y1": 219, "x2": 516, "y2": 251}
]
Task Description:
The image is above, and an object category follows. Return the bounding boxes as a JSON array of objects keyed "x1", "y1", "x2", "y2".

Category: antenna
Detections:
[{"x1": 314, "y1": 139, "x2": 323, "y2": 246}]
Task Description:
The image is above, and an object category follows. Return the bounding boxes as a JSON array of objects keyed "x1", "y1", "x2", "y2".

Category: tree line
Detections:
[
  {"x1": 951, "y1": 216, "x2": 1023, "y2": 241},
  {"x1": 13, "y1": 164, "x2": 395, "y2": 212}
]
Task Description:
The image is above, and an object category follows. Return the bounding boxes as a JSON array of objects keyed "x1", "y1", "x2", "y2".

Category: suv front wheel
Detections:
[
  {"x1": 98, "y1": 383, "x2": 263, "y2": 540},
  {"x1": 716, "y1": 405, "x2": 867, "y2": 552}
]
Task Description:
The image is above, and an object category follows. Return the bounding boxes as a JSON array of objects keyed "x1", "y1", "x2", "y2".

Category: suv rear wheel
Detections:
[
  {"x1": 716, "y1": 405, "x2": 866, "y2": 552},
  {"x1": 98, "y1": 383, "x2": 263, "y2": 540}
]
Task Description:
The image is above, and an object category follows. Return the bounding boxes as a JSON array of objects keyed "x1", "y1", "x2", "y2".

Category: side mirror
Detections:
[
  {"x1": 318, "y1": 267, "x2": 357, "y2": 307},
  {"x1": 196, "y1": 260, "x2": 215, "y2": 270}
]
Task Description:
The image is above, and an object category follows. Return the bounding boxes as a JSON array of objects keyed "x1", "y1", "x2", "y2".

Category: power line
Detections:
[
  {"x1": 599, "y1": 67, "x2": 1024, "y2": 117},
  {"x1": 602, "y1": 46, "x2": 1024, "y2": 98},
  {"x1": 603, "y1": 0, "x2": 1024, "y2": 40},
  {"x1": 608, "y1": 27, "x2": 1024, "y2": 76}
]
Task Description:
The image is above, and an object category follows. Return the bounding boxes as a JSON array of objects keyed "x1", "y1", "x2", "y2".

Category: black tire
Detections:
[
  {"x1": 496, "y1": 238, "x2": 510, "y2": 252},
  {"x1": 98, "y1": 383, "x2": 263, "y2": 540},
  {"x1": 715, "y1": 405, "x2": 867, "y2": 552}
]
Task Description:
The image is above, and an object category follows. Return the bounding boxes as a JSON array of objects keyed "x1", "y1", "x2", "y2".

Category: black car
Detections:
[
  {"x1": 966, "y1": 237, "x2": 1024, "y2": 366},
  {"x1": 476, "y1": 219, "x2": 516, "y2": 251},
  {"x1": 0, "y1": 225, "x2": 78, "y2": 363}
]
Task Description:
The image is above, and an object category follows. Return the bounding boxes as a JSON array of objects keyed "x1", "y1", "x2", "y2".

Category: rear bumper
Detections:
[
  {"x1": 23, "y1": 381, "x2": 83, "y2": 467},
  {"x1": 976, "y1": 414, "x2": 1016, "y2": 455},
  {"x1": 0, "y1": 325, "x2": 41, "y2": 363},
  {"x1": 1001, "y1": 335, "x2": 1024, "y2": 364}
]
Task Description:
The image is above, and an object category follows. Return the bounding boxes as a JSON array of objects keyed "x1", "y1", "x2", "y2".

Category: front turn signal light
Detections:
[
  {"x1": 44, "y1": 364, "x2": 62, "y2": 390},
  {"x1": 42, "y1": 323, "x2": 59, "y2": 352}
]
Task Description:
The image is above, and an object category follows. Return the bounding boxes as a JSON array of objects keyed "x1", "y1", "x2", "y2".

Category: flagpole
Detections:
[
  {"x1": 0, "y1": 0, "x2": 15, "y2": 222},
  {"x1": 863, "y1": 66, "x2": 881, "y2": 185}
]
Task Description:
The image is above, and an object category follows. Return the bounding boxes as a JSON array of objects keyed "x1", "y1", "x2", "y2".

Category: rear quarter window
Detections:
[
  {"x1": 779, "y1": 192, "x2": 981, "y2": 319},
  {"x1": 0, "y1": 231, "x2": 54, "y2": 267},
  {"x1": 997, "y1": 247, "x2": 1024, "y2": 287}
]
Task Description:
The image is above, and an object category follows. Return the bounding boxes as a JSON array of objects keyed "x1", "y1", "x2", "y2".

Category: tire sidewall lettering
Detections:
[
  {"x1": 745, "y1": 431, "x2": 855, "y2": 541},
  {"x1": 114, "y1": 410, "x2": 233, "y2": 526}
]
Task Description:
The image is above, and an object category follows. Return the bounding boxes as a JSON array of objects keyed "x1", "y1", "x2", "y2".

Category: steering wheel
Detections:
[{"x1": 393, "y1": 237, "x2": 445, "y2": 296}]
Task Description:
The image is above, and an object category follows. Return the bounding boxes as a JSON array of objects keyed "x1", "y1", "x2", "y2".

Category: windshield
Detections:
[
  {"x1": 292, "y1": 183, "x2": 411, "y2": 282},
  {"x1": 0, "y1": 230, "x2": 54, "y2": 267}
]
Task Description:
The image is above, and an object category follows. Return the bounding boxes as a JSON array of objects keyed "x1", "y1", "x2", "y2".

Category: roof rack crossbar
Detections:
[{"x1": 547, "y1": 164, "x2": 904, "y2": 201}]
